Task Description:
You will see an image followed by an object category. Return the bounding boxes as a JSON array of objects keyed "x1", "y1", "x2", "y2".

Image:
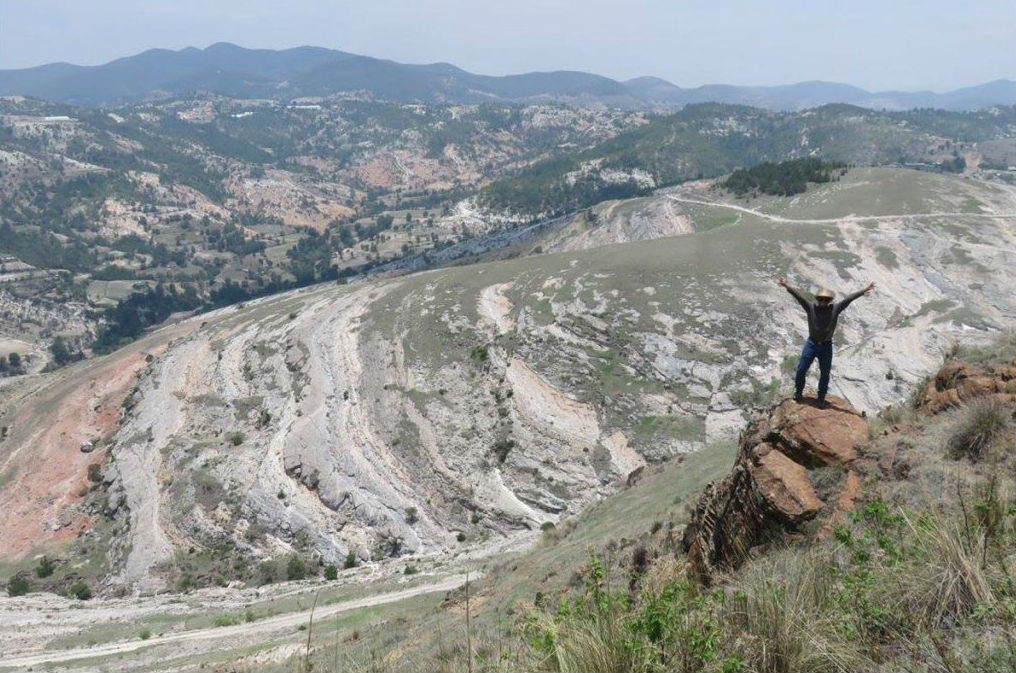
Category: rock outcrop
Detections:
[
  {"x1": 915, "y1": 360, "x2": 1016, "y2": 414},
  {"x1": 682, "y1": 396, "x2": 868, "y2": 583}
]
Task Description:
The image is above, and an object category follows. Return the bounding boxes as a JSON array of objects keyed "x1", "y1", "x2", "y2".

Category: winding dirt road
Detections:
[
  {"x1": 666, "y1": 195, "x2": 1016, "y2": 256},
  {"x1": 665, "y1": 195, "x2": 1016, "y2": 223},
  {"x1": 0, "y1": 573, "x2": 468, "y2": 670}
]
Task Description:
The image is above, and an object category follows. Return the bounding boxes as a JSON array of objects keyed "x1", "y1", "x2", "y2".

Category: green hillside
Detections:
[{"x1": 480, "y1": 104, "x2": 1016, "y2": 217}]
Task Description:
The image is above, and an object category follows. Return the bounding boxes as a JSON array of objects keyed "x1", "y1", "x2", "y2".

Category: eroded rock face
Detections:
[
  {"x1": 682, "y1": 396, "x2": 868, "y2": 583},
  {"x1": 916, "y1": 360, "x2": 1016, "y2": 414}
]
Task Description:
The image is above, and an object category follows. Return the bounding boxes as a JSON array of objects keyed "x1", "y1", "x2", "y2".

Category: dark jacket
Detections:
[{"x1": 785, "y1": 285, "x2": 864, "y2": 343}]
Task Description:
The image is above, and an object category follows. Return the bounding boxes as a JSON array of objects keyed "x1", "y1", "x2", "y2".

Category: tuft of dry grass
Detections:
[
  {"x1": 530, "y1": 610, "x2": 655, "y2": 673},
  {"x1": 725, "y1": 551, "x2": 865, "y2": 673},
  {"x1": 946, "y1": 397, "x2": 1013, "y2": 461},
  {"x1": 899, "y1": 510, "x2": 994, "y2": 628}
]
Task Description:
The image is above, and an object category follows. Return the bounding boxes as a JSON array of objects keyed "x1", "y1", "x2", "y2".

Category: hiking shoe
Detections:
[
  {"x1": 793, "y1": 393, "x2": 803, "y2": 403},
  {"x1": 816, "y1": 399, "x2": 829, "y2": 409}
]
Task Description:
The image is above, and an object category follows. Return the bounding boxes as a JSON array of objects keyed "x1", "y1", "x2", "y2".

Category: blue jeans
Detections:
[{"x1": 795, "y1": 338, "x2": 833, "y2": 400}]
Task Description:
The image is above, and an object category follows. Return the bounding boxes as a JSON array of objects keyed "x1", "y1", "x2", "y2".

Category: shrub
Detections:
[
  {"x1": 214, "y1": 613, "x2": 240, "y2": 627},
  {"x1": 947, "y1": 397, "x2": 1012, "y2": 461},
  {"x1": 469, "y1": 345, "x2": 489, "y2": 365},
  {"x1": 258, "y1": 560, "x2": 278, "y2": 585},
  {"x1": 69, "y1": 581, "x2": 92, "y2": 600},
  {"x1": 725, "y1": 555, "x2": 862, "y2": 673},
  {"x1": 524, "y1": 553, "x2": 722, "y2": 673},
  {"x1": 139, "y1": 628, "x2": 152, "y2": 640},
  {"x1": 229, "y1": 431, "x2": 245, "y2": 446},
  {"x1": 404, "y1": 565, "x2": 418, "y2": 575},
  {"x1": 405, "y1": 506, "x2": 418, "y2": 524},
  {"x1": 286, "y1": 555, "x2": 306, "y2": 581},
  {"x1": 6, "y1": 574, "x2": 29, "y2": 597},
  {"x1": 493, "y1": 438, "x2": 516, "y2": 463},
  {"x1": 541, "y1": 518, "x2": 577, "y2": 544},
  {"x1": 878, "y1": 403, "x2": 906, "y2": 427},
  {"x1": 87, "y1": 463, "x2": 102, "y2": 483},
  {"x1": 344, "y1": 550, "x2": 358, "y2": 569},
  {"x1": 35, "y1": 555, "x2": 55, "y2": 578},
  {"x1": 456, "y1": 532, "x2": 467, "y2": 542},
  {"x1": 324, "y1": 564, "x2": 338, "y2": 580}
]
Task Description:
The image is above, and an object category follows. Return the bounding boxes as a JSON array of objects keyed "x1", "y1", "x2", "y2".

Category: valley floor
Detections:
[{"x1": 0, "y1": 558, "x2": 476, "y2": 672}]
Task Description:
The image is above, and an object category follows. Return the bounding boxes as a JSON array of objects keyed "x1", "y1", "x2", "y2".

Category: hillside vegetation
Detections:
[
  {"x1": 479, "y1": 104, "x2": 1015, "y2": 218},
  {"x1": 2, "y1": 166, "x2": 1014, "y2": 601},
  {"x1": 721, "y1": 157, "x2": 846, "y2": 196},
  {"x1": 2, "y1": 93, "x2": 1013, "y2": 365},
  {"x1": 0, "y1": 95, "x2": 640, "y2": 353}
]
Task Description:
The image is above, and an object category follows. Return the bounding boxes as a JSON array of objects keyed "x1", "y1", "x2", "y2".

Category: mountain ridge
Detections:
[{"x1": 2, "y1": 42, "x2": 1013, "y2": 111}]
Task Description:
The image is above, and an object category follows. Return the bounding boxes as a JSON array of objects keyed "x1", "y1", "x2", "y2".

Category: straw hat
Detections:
[{"x1": 815, "y1": 288, "x2": 835, "y2": 299}]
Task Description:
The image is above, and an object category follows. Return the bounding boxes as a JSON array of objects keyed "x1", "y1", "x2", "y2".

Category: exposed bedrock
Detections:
[{"x1": 682, "y1": 396, "x2": 869, "y2": 583}]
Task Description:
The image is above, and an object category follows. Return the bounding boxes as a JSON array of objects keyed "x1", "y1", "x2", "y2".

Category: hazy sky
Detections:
[{"x1": 1, "y1": 0, "x2": 1013, "y2": 91}]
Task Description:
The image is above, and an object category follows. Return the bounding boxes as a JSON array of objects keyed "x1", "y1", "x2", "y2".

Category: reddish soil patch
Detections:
[{"x1": 0, "y1": 341, "x2": 174, "y2": 558}]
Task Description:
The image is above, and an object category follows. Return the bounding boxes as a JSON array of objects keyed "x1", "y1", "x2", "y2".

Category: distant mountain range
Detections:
[{"x1": 1, "y1": 42, "x2": 1013, "y2": 111}]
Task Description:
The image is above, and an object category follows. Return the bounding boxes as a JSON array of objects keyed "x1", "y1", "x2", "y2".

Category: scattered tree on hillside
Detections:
[
  {"x1": 0, "y1": 352, "x2": 26, "y2": 377},
  {"x1": 49, "y1": 336, "x2": 79, "y2": 367}
]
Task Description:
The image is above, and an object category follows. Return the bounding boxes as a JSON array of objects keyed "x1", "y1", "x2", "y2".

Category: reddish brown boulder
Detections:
[
  {"x1": 917, "y1": 360, "x2": 1016, "y2": 414},
  {"x1": 682, "y1": 396, "x2": 869, "y2": 583},
  {"x1": 751, "y1": 449, "x2": 824, "y2": 521},
  {"x1": 765, "y1": 396, "x2": 868, "y2": 466}
]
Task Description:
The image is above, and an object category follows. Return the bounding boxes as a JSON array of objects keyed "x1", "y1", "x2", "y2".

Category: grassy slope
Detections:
[
  {"x1": 286, "y1": 441, "x2": 740, "y2": 673},
  {"x1": 288, "y1": 168, "x2": 1016, "y2": 671},
  {"x1": 729, "y1": 166, "x2": 1012, "y2": 219},
  {"x1": 369, "y1": 167, "x2": 1013, "y2": 436},
  {"x1": 290, "y1": 337, "x2": 1016, "y2": 673}
]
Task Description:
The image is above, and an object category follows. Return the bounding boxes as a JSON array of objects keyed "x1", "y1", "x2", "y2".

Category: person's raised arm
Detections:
[
  {"x1": 777, "y1": 277, "x2": 810, "y2": 311},
  {"x1": 838, "y1": 282, "x2": 875, "y2": 312}
]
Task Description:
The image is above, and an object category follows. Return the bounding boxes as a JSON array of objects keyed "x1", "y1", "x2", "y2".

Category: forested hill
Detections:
[
  {"x1": 478, "y1": 103, "x2": 1016, "y2": 218},
  {"x1": 1, "y1": 42, "x2": 1013, "y2": 111}
]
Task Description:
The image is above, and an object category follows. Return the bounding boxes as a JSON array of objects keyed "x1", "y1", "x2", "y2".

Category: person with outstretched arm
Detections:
[{"x1": 777, "y1": 277, "x2": 875, "y2": 408}]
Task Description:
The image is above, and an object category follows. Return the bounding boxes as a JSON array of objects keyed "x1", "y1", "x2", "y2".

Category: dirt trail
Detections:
[
  {"x1": 0, "y1": 573, "x2": 469, "y2": 670},
  {"x1": 665, "y1": 195, "x2": 1016, "y2": 224},
  {"x1": 667, "y1": 195, "x2": 1016, "y2": 257}
]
